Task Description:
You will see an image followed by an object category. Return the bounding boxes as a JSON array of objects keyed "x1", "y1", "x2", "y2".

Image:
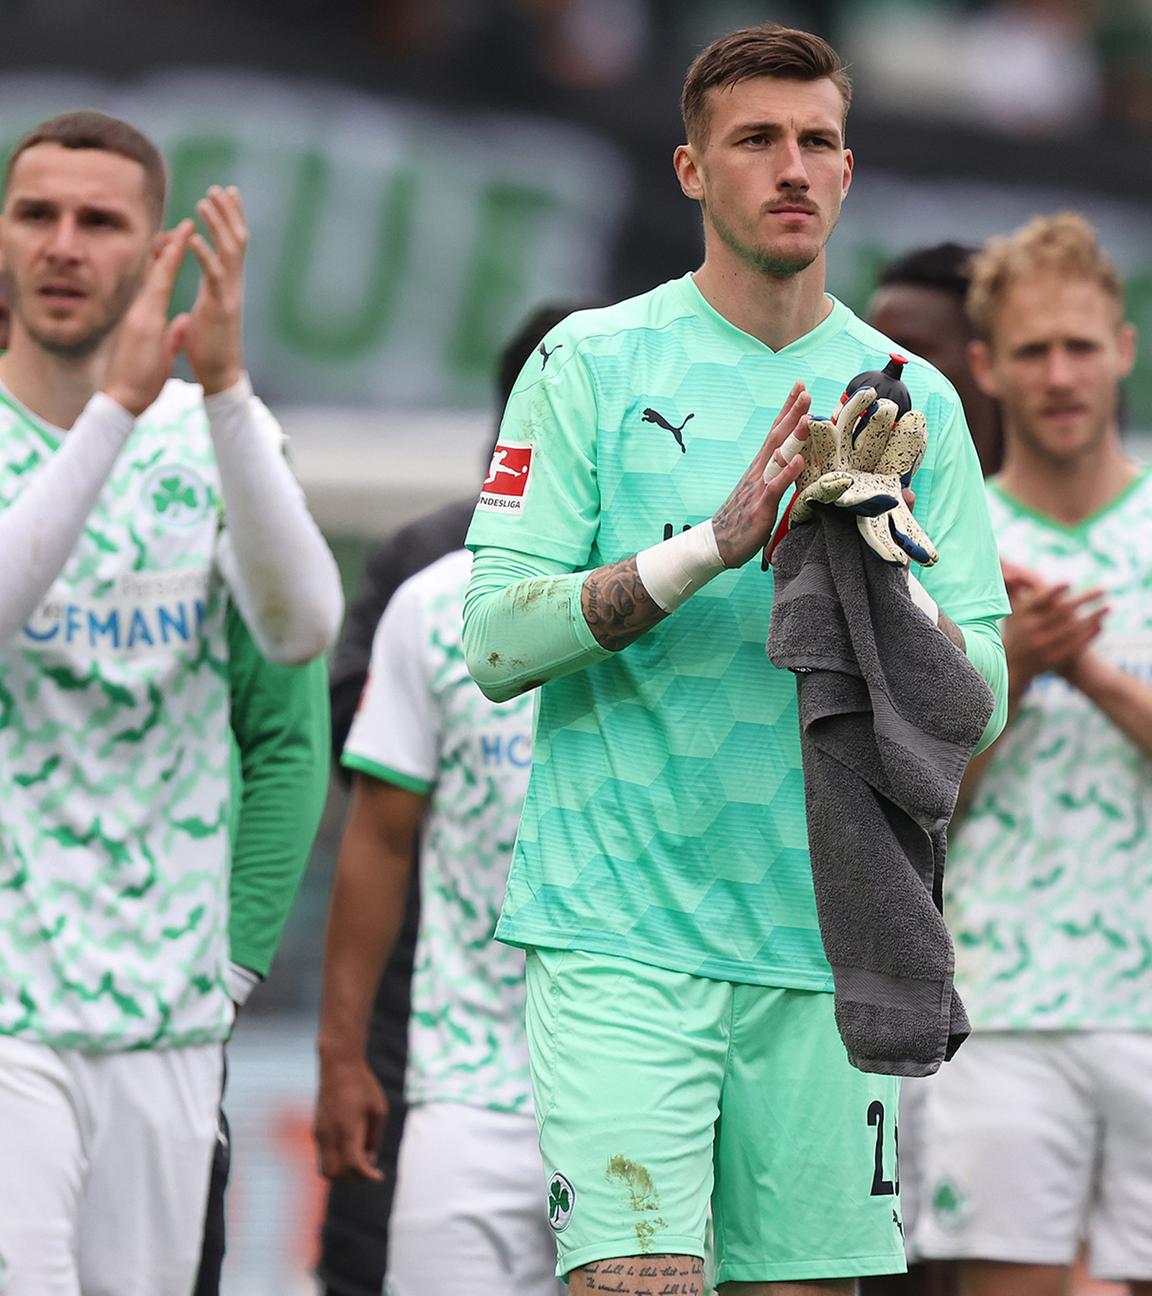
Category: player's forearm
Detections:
[
  {"x1": 209, "y1": 376, "x2": 343, "y2": 664},
  {"x1": 464, "y1": 525, "x2": 729, "y2": 700},
  {"x1": 317, "y1": 832, "x2": 411, "y2": 1063},
  {"x1": 581, "y1": 556, "x2": 668, "y2": 651},
  {"x1": 955, "y1": 641, "x2": 1027, "y2": 815},
  {"x1": 0, "y1": 394, "x2": 133, "y2": 644},
  {"x1": 1064, "y1": 653, "x2": 1152, "y2": 758},
  {"x1": 956, "y1": 613, "x2": 1008, "y2": 756},
  {"x1": 227, "y1": 608, "x2": 330, "y2": 976},
  {"x1": 229, "y1": 681, "x2": 330, "y2": 976},
  {"x1": 463, "y1": 546, "x2": 611, "y2": 702}
]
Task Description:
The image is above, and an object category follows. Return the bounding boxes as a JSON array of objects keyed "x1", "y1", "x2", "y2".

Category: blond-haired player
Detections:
[{"x1": 915, "y1": 213, "x2": 1152, "y2": 1296}]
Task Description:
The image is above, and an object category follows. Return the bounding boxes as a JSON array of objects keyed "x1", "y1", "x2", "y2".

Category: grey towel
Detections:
[{"x1": 767, "y1": 509, "x2": 994, "y2": 1077}]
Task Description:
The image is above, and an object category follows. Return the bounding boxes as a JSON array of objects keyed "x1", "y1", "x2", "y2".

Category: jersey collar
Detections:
[
  {"x1": 677, "y1": 272, "x2": 850, "y2": 358},
  {"x1": 989, "y1": 466, "x2": 1152, "y2": 538},
  {"x1": 0, "y1": 382, "x2": 67, "y2": 451}
]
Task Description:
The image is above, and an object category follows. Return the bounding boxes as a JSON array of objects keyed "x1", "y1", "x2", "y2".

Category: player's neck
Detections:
[
  {"x1": 999, "y1": 432, "x2": 1136, "y2": 527},
  {"x1": 0, "y1": 327, "x2": 112, "y2": 431},
  {"x1": 693, "y1": 246, "x2": 830, "y2": 353}
]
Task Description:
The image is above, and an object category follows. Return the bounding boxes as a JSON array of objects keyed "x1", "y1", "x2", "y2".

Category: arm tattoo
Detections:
[
  {"x1": 582, "y1": 556, "x2": 668, "y2": 653},
  {"x1": 711, "y1": 475, "x2": 756, "y2": 551},
  {"x1": 574, "y1": 1255, "x2": 704, "y2": 1295}
]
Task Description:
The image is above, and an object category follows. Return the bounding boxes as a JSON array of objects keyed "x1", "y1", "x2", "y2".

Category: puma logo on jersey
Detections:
[
  {"x1": 642, "y1": 407, "x2": 693, "y2": 453},
  {"x1": 538, "y1": 341, "x2": 563, "y2": 369}
]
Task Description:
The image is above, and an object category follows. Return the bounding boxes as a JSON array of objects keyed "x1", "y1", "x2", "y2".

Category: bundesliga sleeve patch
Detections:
[{"x1": 477, "y1": 442, "x2": 533, "y2": 514}]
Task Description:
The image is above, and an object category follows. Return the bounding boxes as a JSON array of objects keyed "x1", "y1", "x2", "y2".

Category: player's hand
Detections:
[
  {"x1": 1003, "y1": 579, "x2": 1108, "y2": 689},
  {"x1": 101, "y1": 222, "x2": 193, "y2": 417},
  {"x1": 183, "y1": 186, "x2": 247, "y2": 396},
  {"x1": 313, "y1": 1055, "x2": 389, "y2": 1182},
  {"x1": 1001, "y1": 559, "x2": 1047, "y2": 609},
  {"x1": 712, "y1": 382, "x2": 809, "y2": 568}
]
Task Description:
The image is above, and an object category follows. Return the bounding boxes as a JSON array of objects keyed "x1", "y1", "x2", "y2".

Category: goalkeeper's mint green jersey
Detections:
[
  {"x1": 0, "y1": 380, "x2": 239, "y2": 1051},
  {"x1": 467, "y1": 274, "x2": 1008, "y2": 988},
  {"x1": 949, "y1": 473, "x2": 1152, "y2": 1029}
]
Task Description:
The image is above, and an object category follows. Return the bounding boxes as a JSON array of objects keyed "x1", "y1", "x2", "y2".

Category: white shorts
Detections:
[
  {"x1": 0, "y1": 1036, "x2": 223, "y2": 1296},
  {"x1": 893, "y1": 1074, "x2": 930, "y2": 1262},
  {"x1": 913, "y1": 1031, "x2": 1152, "y2": 1281},
  {"x1": 385, "y1": 1101, "x2": 564, "y2": 1296}
]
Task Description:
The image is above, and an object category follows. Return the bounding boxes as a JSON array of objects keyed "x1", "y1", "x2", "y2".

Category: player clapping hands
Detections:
[{"x1": 999, "y1": 560, "x2": 1109, "y2": 708}]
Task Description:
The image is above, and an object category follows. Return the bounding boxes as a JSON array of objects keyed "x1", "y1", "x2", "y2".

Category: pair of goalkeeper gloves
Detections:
[{"x1": 779, "y1": 384, "x2": 938, "y2": 568}]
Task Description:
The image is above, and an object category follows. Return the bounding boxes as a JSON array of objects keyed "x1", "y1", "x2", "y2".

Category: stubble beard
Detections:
[
  {"x1": 710, "y1": 204, "x2": 834, "y2": 281},
  {"x1": 9, "y1": 260, "x2": 146, "y2": 361},
  {"x1": 1013, "y1": 404, "x2": 1112, "y2": 471}
]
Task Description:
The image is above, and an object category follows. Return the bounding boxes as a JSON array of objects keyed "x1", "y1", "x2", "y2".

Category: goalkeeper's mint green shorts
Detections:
[{"x1": 525, "y1": 948, "x2": 907, "y2": 1285}]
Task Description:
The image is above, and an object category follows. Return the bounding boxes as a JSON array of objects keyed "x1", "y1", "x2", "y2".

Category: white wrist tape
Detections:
[
  {"x1": 907, "y1": 570, "x2": 939, "y2": 623},
  {"x1": 635, "y1": 519, "x2": 726, "y2": 613}
]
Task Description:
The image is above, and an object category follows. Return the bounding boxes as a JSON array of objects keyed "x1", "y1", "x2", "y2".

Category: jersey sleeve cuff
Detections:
[
  {"x1": 340, "y1": 752, "x2": 433, "y2": 794},
  {"x1": 225, "y1": 961, "x2": 263, "y2": 1006},
  {"x1": 202, "y1": 372, "x2": 254, "y2": 417}
]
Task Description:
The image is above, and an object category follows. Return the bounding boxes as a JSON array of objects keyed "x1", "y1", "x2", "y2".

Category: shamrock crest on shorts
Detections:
[{"x1": 547, "y1": 1171, "x2": 575, "y2": 1232}]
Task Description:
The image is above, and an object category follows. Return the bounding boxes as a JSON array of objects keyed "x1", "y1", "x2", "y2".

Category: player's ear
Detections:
[
  {"x1": 841, "y1": 147, "x2": 854, "y2": 198},
  {"x1": 1117, "y1": 320, "x2": 1137, "y2": 379},
  {"x1": 674, "y1": 144, "x2": 704, "y2": 202},
  {"x1": 967, "y1": 338, "x2": 999, "y2": 399}
]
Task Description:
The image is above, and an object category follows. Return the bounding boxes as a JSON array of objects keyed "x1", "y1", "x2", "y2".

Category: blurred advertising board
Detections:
[{"x1": 0, "y1": 71, "x2": 630, "y2": 409}]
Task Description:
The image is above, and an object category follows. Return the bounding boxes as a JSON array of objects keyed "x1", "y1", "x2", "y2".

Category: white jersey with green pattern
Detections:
[
  {"x1": 343, "y1": 549, "x2": 535, "y2": 1112},
  {"x1": 949, "y1": 472, "x2": 1152, "y2": 1030},
  {"x1": 0, "y1": 379, "x2": 237, "y2": 1051},
  {"x1": 467, "y1": 274, "x2": 1009, "y2": 989}
]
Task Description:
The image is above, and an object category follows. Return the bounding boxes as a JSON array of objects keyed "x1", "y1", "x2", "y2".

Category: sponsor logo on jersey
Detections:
[
  {"x1": 23, "y1": 572, "x2": 214, "y2": 654},
  {"x1": 547, "y1": 1171, "x2": 575, "y2": 1232},
  {"x1": 480, "y1": 731, "x2": 532, "y2": 768},
  {"x1": 142, "y1": 464, "x2": 211, "y2": 528},
  {"x1": 477, "y1": 443, "x2": 533, "y2": 514}
]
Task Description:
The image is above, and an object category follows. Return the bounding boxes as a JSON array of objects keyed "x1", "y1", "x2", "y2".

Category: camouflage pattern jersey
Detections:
[
  {"x1": 0, "y1": 379, "x2": 247, "y2": 1051},
  {"x1": 948, "y1": 472, "x2": 1152, "y2": 1029},
  {"x1": 342, "y1": 549, "x2": 535, "y2": 1112}
]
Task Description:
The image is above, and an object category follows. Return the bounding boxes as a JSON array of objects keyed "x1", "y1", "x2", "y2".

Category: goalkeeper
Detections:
[{"x1": 463, "y1": 22, "x2": 1008, "y2": 1296}]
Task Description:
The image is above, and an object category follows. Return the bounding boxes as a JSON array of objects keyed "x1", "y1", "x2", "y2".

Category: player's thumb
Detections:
[{"x1": 165, "y1": 312, "x2": 190, "y2": 362}]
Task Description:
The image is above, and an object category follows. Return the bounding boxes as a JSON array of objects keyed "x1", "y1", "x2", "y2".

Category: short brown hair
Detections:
[
  {"x1": 967, "y1": 213, "x2": 1123, "y2": 343},
  {"x1": 3, "y1": 111, "x2": 167, "y2": 226},
  {"x1": 682, "y1": 23, "x2": 852, "y2": 146}
]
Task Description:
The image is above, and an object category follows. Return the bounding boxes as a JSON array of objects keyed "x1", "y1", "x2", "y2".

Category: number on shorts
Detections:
[{"x1": 867, "y1": 1099, "x2": 898, "y2": 1197}]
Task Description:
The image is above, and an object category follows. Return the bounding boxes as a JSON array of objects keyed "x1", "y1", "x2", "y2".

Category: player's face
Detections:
[
  {"x1": 676, "y1": 76, "x2": 852, "y2": 278},
  {"x1": 868, "y1": 282, "x2": 1001, "y2": 471},
  {"x1": 0, "y1": 143, "x2": 155, "y2": 359},
  {"x1": 867, "y1": 285, "x2": 972, "y2": 392},
  {"x1": 971, "y1": 274, "x2": 1135, "y2": 465}
]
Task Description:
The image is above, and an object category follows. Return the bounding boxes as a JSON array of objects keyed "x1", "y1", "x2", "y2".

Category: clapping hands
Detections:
[
  {"x1": 1000, "y1": 559, "x2": 1108, "y2": 691},
  {"x1": 102, "y1": 186, "x2": 248, "y2": 416}
]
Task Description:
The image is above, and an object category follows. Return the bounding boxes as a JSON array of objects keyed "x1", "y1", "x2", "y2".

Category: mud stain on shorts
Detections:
[{"x1": 605, "y1": 1156, "x2": 667, "y2": 1253}]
